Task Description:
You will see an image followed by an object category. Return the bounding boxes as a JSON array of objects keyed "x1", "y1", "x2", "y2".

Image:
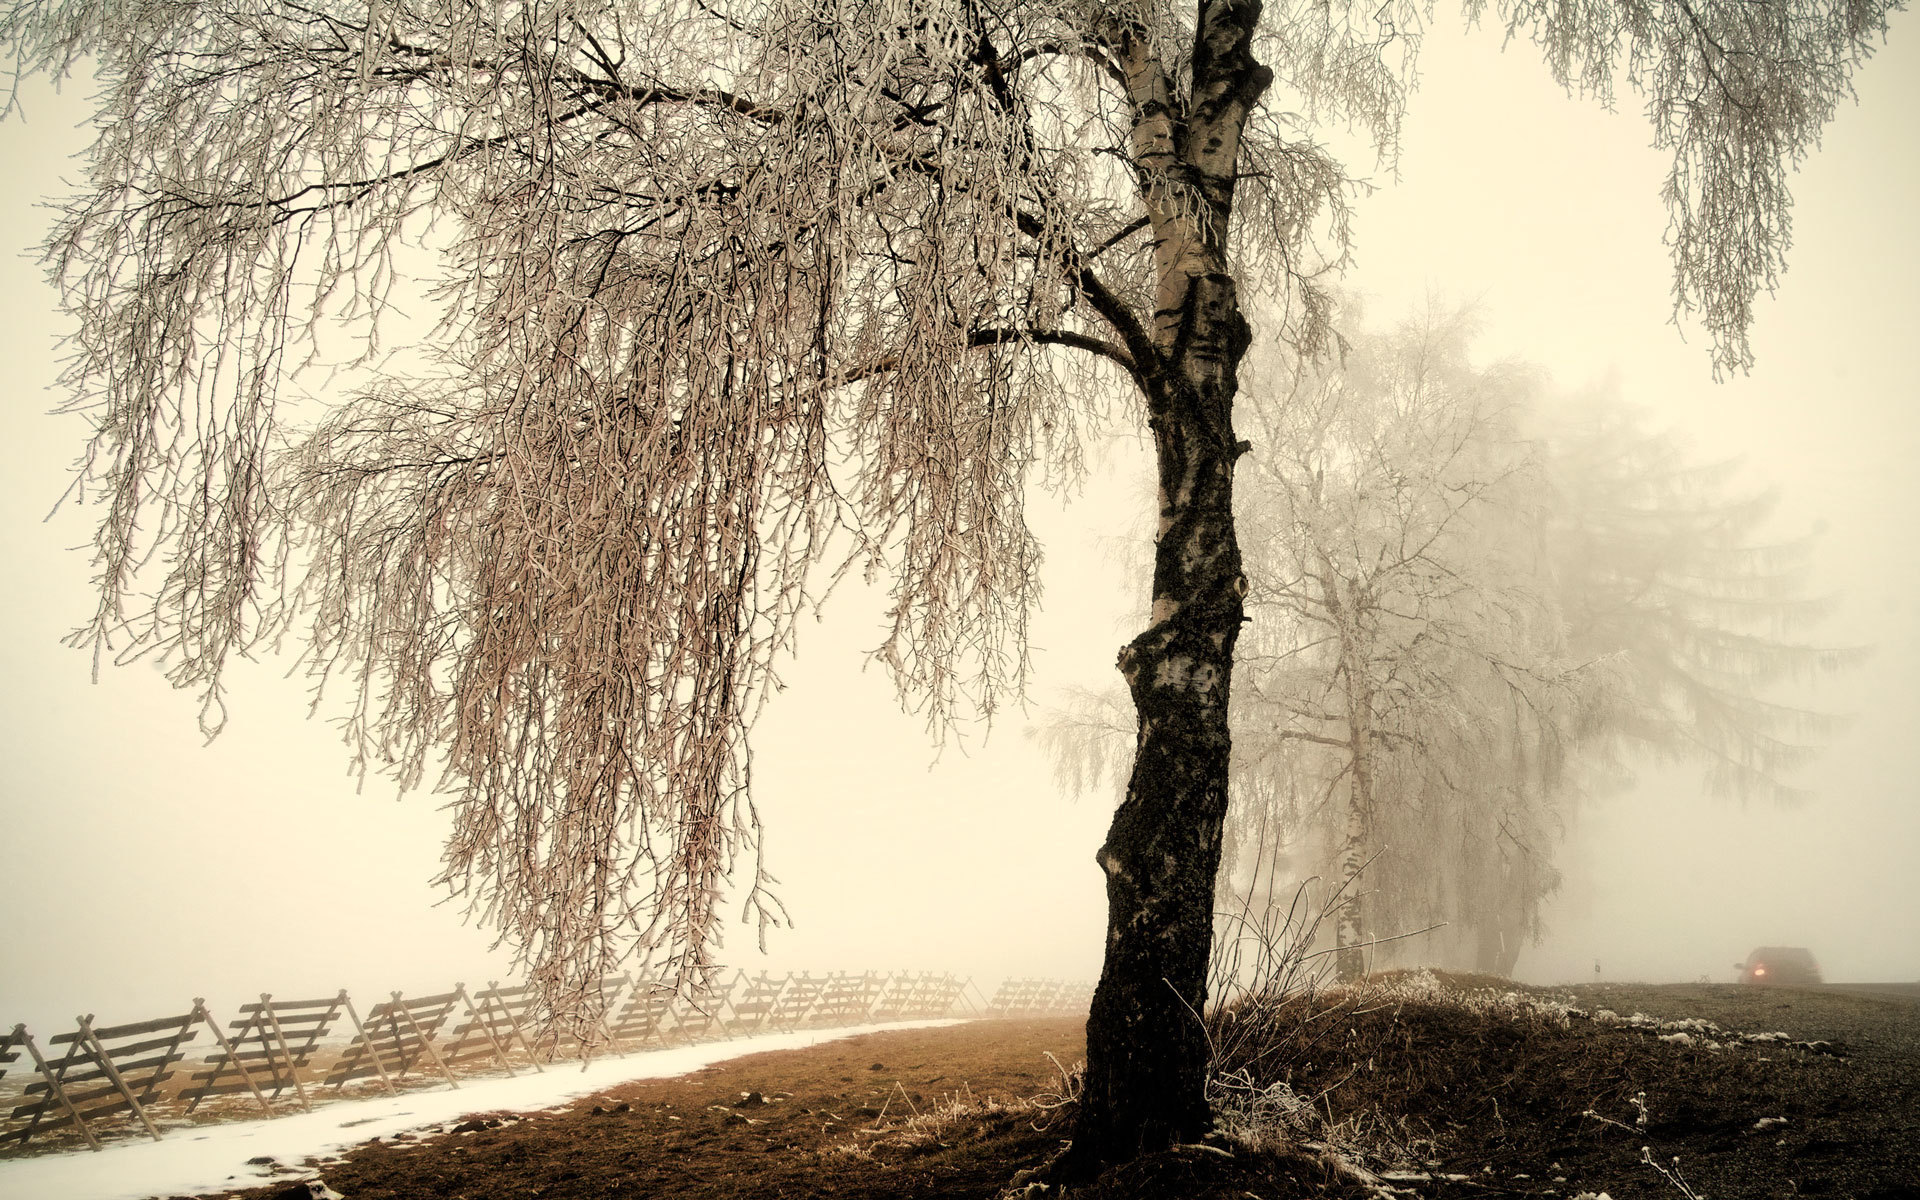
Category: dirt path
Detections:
[{"x1": 192, "y1": 1018, "x2": 1085, "y2": 1200}]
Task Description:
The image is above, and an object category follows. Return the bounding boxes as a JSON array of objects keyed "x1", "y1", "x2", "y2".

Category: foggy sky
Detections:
[{"x1": 2, "y1": 11, "x2": 1915, "y2": 1037}]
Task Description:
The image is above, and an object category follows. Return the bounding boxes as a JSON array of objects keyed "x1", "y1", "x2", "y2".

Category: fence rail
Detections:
[{"x1": 0, "y1": 969, "x2": 1089, "y2": 1156}]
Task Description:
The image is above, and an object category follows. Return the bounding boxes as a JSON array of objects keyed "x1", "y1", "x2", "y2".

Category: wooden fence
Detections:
[
  {"x1": 983, "y1": 977, "x2": 1095, "y2": 1018},
  {"x1": 1, "y1": 969, "x2": 1087, "y2": 1156},
  {"x1": 181, "y1": 992, "x2": 348, "y2": 1114}
]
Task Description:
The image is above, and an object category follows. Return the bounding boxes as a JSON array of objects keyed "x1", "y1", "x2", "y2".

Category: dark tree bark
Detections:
[
  {"x1": 1070, "y1": 302, "x2": 1252, "y2": 1167},
  {"x1": 1063, "y1": 0, "x2": 1270, "y2": 1172}
]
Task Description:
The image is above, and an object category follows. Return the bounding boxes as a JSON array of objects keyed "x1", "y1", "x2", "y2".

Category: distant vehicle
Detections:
[{"x1": 1736, "y1": 946, "x2": 1823, "y2": 986}]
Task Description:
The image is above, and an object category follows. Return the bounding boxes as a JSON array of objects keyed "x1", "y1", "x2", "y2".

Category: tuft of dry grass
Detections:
[{"x1": 820, "y1": 1050, "x2": 1085, "y2": 1164}]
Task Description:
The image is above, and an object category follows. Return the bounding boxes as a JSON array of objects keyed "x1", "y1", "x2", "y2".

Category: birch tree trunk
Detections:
[
  {"x1": 1334, "y1": 626, "x2": 1376, "y2": 979},
  {"x1": 1335, "y1": 742, "x2": 1373, "y2": 980},
  {"x1": 1067, "y1": 0, "x2": 1270, "y2": 1170},
  {"x1": 1315, "y1": 549, "x2": 1375, "y2": 981}
]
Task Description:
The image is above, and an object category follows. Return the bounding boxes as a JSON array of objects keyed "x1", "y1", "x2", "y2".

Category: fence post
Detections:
[
  {"x1": 185, "y1": 1003, "x2": 257, "y2": 1114},
  {"x1": 339, "y1": 991, "x2": 398, "y2": 1095},
  {"x1": 454, "y1": 983, "x2": 516, "y2": 1076},
  {"x1": 395, "y1": 991, "x2": 458, "y2": 1087},
  {"x1": 194, "y1": 999, "x2": 273, "y2": 1115},
  {"x1": 12, "y1": 1024, "x2": 98, "y2": 1151},
  {"x1": 75, "y1": 1014, "x2": 163, "y2": 1142},
  {"x1": 484, "y1": 980, "x2": 546, "y2": 1071},
  {"x1": 590, "y1": 976, "x2": 625, "y2": 1058},
  {"x1": 712, "y1": 969, "x2": 745, "y2": 1039},
  {"x1": 258, "y1": 993, "x2": 317, "y2": 1111}
]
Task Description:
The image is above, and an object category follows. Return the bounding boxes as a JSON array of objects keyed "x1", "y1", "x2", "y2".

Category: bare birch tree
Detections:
[
  {"x1": 1232, "y1": 310, "x2": 1586, "y2": 978},
  {"x1": 1232, "y1": 359, "x2": 1857, "y2": 980},
  {"x1": 3, "y1": 0, "x2": 1895, "y2": 1172},
  {"x1": 1228, "y1": 336, "x2": 1858, "y2": 978}
]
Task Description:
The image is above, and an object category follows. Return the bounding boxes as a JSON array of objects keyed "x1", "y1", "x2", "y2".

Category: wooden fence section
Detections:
[
  {"x1": 0, "y1": 1026, "x2": 19, "y2": 1085},
  {"x1": 772, "y1": 973, "x2": 831, "y2": 1030},
  {"x1": 811, "y1": 972, "x2": 887, "y2": 1026},
  {"x1": 536, "y1": 974, "x2": 629, "y2": 1058},
  {"x1": 605, "y1": 976, "x2": 684, "y2": 1049},
  {"x1": 868, "y1": 972, "x2": 922, "y2": 1022},
  {"x1": 3, "y1": 1008, "x2": 201, "y2": 1150},
  {"x1": 984, "y1": 978, "x2": 1093, "y2": 1018},
  {"x1": 671, "y1": 975, "x2": 736, "y2": 1042},
  {"x1": 873, "y1": 972, "x2": 970, "y2": 1021},
  {"x1": 1, "y1": 971, "x2": 1084, "y2": 1156},
  {"x1": 440, "y1": 983, "x2": 544, "y2": 1077},
  {"x1": 323, "y1": 990, "x2": 463, "y2": 1092},
  {"x1": 725, "y1": 972, "x2": 787, "y2": 1035},
  {"x1": 922, "y1": 973, "x2": 975, "y2": 1019},
  {"x1": 1054, "y1": 981, "x2": 1095, "y2": 1013},
  {"x1": 181, "y1": 991, "x2": 347, "y2": 1114},
  {"x1": 986, "y1": 978, "x2": 1038, "y2": 1017},
  {"x1": 987, "y1": 978, "x2": 1049, "y2": 1016}
]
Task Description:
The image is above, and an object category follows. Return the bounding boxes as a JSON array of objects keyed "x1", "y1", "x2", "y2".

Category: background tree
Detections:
[
  {"x1": 1540, "y1": 398, "x2": 1858, "y2": 806},
  {"x1": 2, "y1": 0, "x2": 1895, "y2": 1173},
  {"x1": 1430, "y1": 395, "x2": 1859, "y2": 973},
  {"x1": 1041, "y1": 312, "x2": 1854, "y2": 982},
  {"x1": 1042, "y1": 310, "x2": 1600, "y2": 977},
  {"x1": 1233, "y1": 310, "x2": 1589, "y2": 979}
]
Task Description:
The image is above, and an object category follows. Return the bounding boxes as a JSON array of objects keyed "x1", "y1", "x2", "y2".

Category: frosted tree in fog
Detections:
[
  {"x1": 3, "y1": 0, "x2": 1895, "y2": 1173},
  {"x1": 1231, "y1": 311, "x2": 1591, "y2": 978},
  {"x1": 1223, "y1": 340, "x2": 1855, "y2": 977},
  {"x1": 1041, "y1": 314, "x2": 1856, "y2": 981},
  {"x1": 1541, "y1": 401, "x2": 1858, "y2": 803}
]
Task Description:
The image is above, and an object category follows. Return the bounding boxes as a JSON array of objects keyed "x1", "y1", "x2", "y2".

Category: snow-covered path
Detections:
[{"x1": 0, "y1": 1019, "x2": 964, "y2": 1200}]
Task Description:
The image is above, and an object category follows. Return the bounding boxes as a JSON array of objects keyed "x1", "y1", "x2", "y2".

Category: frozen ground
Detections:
[{"x1": 0, "y1": 1019, "x2": 964, "y2": 1200}]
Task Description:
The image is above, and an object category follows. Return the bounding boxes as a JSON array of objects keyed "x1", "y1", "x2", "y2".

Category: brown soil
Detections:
[
  {"x1": 180, "y1": 1019, "x2": 1085, "y2": 1200},
  {"x1": 1212, "y1": 976, "x2": 1920, "y2": 1199},
  {"x1": 165, "y1": 979, "x2": 1920, "y2": 1200}
]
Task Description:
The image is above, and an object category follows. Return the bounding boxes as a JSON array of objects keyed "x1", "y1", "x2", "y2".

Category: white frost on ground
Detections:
[{"x1": 0, "y1": 1019, "x2": 964, "y2": 1200}]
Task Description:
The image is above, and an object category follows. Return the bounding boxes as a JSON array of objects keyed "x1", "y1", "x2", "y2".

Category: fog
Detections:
[{"x1": 2, "y1": 13, "x2": 1915, "y2": 1040}]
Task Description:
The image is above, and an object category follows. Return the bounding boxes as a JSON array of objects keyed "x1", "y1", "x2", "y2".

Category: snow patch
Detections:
[{"x1": 0, "y1": 1019, "x2": 964, "y2": 1200}]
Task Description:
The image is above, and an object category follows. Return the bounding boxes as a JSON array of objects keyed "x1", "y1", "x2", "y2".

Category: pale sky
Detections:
[{"x1": 2, "y1": 11, "x2": 1915, "y2": 1037}]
